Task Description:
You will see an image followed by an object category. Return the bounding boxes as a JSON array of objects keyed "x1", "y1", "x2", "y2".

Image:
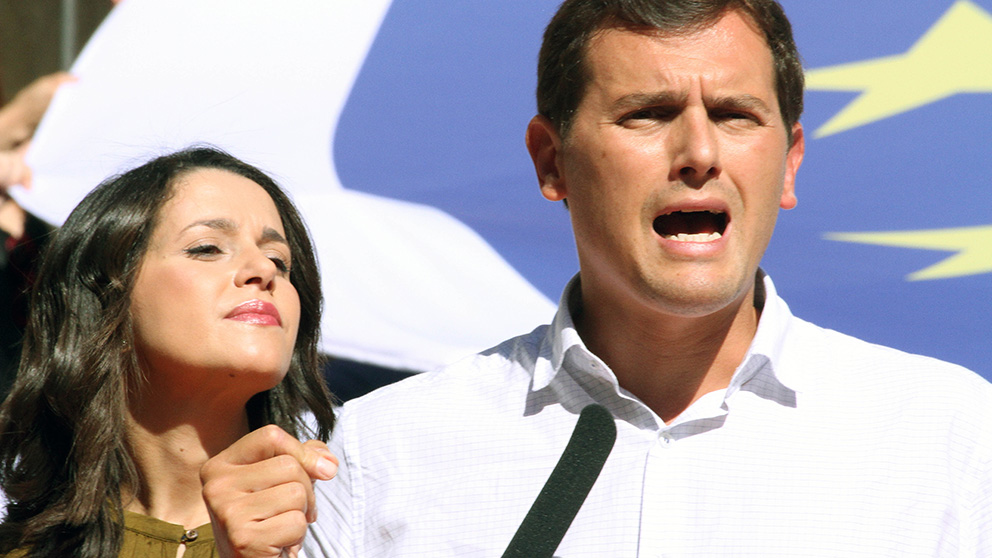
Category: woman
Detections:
[{"x1": 0, "y1": 147, "x2": 337, "y2": 557}]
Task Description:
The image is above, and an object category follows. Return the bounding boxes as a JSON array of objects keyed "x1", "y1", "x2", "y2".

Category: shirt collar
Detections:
[
  {"x1": 533, "y1": 270, "x2": 802, "y2": 402},
  {"x1": 740, "y1": 270, "x2": 804, "y2": 395},
  {"x1": 534, "y1": 274, "x2": 589, "y2": 391}
]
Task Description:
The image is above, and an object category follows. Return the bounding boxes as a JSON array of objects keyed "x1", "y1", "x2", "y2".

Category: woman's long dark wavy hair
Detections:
[{"x1": 0, "y1": 147, "x2": 335, "y2": 557}]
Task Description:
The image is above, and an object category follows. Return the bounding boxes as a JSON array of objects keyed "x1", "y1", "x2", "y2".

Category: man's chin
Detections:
[{"x1": 640, "y1": 276, "x2": 754, "y2": 319}]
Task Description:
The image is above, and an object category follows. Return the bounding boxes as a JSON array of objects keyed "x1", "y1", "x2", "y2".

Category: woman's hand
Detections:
[{"x1": 201, "y1": 425, "x2": 339, "y2": 558}]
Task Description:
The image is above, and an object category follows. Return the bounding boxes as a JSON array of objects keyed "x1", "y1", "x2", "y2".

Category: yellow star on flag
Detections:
[
  {"x1": 825, "y1": 225, "x2": 992, "y2": 281},
  {"x1": 805, "y1": 0, "x2": 992, "y2": 137}
]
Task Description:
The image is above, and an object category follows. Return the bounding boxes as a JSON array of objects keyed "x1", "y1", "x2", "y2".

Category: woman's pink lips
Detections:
[{"x1": 226, "y1": 299, "x2": 281, "y2": 326}]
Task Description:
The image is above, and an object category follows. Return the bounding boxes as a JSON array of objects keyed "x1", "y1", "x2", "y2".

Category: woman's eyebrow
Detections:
[
  {"x1": 181, "y1": 218, "x2": 238, "y2": 235},
  {"x1": 261, "y1": 226, "x2": 288, "y2": 245},
  {"x1": 178, "y1": 220, "x2": 287, "y2": 245}
]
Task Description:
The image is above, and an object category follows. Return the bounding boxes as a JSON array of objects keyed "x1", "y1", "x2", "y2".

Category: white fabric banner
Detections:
[{"x1": 15, "y1": 0, "x2": 555, "y2": 372}]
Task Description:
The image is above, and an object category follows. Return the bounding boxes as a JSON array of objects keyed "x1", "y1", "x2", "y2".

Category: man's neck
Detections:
[{"x1": 574, "y1": 281, "x2": 760, "y2": 424}]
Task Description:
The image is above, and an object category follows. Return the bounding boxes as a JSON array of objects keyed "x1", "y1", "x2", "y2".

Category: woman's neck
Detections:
[{"x1": 124, "y1": 400, "x2": 250, "y2": 529}]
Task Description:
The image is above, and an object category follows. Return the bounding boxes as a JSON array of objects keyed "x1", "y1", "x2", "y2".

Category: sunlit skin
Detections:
[
  {"x1": 130, "y1": 169, "x2": 300, "y2": 405},
  {"x1": 124, "y1": 168, "x2": 302, "y2": 533},
  {"x1": 526, "y1": 11, "x2": 804, "y2": 421}
]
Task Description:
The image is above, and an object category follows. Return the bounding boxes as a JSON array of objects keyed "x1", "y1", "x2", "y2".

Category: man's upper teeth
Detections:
[{"x1": 666, "y1": 231, "x2": 722, "y2": 242}]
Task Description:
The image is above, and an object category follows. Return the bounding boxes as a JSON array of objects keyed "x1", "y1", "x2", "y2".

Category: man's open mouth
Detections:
[{"x1": 653, "y1": 210, "x2": 728, "y2": 242}]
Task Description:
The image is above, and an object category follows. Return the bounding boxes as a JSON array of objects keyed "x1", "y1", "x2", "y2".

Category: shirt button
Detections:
[
  {"x1": 181, "y1": 529, "x2": 198, "y2": 543},
  {"x1": 659, "y1": 432, "x2": 673, "y2": 446}
]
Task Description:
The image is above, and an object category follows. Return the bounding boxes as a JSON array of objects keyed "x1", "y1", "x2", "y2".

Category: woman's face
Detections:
[{"x1": 129, "y1": 168, "x2": 301, "y2": 398}]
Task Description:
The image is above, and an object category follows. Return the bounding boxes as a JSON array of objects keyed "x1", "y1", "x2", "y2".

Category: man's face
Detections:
[{"x1": 529, "y1": 10, "x2": 804, "y2": 319}]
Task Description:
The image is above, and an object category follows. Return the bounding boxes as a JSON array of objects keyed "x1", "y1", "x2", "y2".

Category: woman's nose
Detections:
[{"x1": 234, "y1": 249, "x2": 278, "y2": 291}]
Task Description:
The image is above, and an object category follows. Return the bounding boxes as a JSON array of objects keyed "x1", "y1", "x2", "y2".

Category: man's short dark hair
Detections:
[{"x1": 537, "y1": 0, "x2": 804, "y2": 142}]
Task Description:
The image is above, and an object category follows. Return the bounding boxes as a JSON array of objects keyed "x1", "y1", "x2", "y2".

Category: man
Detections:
[{"x1": 203, "y1": 1, "x2": 992, "y2": 556}]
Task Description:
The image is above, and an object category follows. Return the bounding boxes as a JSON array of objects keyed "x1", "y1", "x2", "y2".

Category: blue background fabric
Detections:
[{"x1": 334, "y1": 0, "x2": 992, "y2": 378}]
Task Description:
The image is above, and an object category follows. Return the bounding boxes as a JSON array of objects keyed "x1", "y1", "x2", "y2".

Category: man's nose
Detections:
[{"x1": 668, "y1": 109, "x2": 721, "y2": 186}]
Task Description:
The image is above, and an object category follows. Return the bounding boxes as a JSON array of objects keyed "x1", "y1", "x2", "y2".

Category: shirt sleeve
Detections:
[
  {"x1": 304, "y1": 406, "x2": 357, "y2": 558},
  {"x1": 968, "y1": 420, "x2": 992, "y2": 556}
]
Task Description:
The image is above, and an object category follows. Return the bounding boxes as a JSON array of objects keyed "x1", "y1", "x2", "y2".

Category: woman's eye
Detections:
[
  {"x1": 185, "y1": 244, "x2": 222, "y2": 257},
  {"x1": 269, "y1": 256, "x2": 290, "y2": 274}
]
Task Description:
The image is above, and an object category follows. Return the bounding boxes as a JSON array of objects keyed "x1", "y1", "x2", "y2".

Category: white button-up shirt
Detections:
[{"x1": 307, "y1": 273, "x2": 992, "y2": 557}]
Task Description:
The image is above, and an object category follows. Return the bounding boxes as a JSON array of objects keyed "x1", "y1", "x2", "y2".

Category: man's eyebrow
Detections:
[
  {"x1": 611, "y1": 91, "x2": 688, "y2": 112},
  {"x1": 707, "y1": 94, "x2": 773, "y2": 114},
  {"x1": 610, "y1": 92, "x2": 774, "y2": 115}
]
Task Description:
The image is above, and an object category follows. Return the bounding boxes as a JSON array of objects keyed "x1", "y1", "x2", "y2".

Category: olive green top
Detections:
[
  {"x1": 4, "y1": 511, "x2": 217, "y2": 557},
  {"x1": 121, "y1": 511, "x2": 216, "y2": 557}
]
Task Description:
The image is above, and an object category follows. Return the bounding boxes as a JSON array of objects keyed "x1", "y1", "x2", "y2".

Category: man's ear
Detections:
[
  {"x1": 780, "y1": 122, "x2": 804, "y2": 210},
  {"x1": 526, "y1": 115, "x2": 567, "y2": 202}
]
